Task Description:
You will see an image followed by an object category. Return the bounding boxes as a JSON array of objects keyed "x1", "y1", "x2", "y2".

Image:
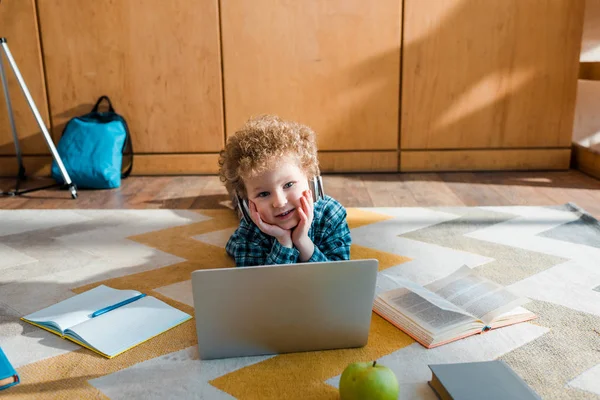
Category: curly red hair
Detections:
[{"x1": 218, "y1": 114, "x2": 320, "y2": 198}]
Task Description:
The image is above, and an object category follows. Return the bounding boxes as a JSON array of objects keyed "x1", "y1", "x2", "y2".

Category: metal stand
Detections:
[{"x1": 0, "y1": 37, "x2": 77, "y2": 199}]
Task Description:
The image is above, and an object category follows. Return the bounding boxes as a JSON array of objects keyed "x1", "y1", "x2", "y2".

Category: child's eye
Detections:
[
  {"x1": 257, "y1": 192, "x2": 269, "y2": 198},
  {"x1": 283, "y1": 182, "x2": 294, "y2": 189}
]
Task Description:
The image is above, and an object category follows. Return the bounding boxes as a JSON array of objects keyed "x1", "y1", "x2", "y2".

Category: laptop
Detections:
[{"x1": 191, "y1": 258, "x2": 378, "y2": 360}]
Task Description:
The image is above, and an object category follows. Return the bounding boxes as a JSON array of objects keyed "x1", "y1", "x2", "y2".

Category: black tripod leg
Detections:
[{"x1": 12, "y1": 163, "x2": 26, "y2": 195}]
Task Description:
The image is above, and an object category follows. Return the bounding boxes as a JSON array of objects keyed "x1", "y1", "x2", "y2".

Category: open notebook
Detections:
[{"x1": 21, "y1": 285, "x2": 192, "y2": 358}]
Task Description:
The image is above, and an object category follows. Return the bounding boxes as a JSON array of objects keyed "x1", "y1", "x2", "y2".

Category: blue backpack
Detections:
[{"x1": 51, "y1": 96, "x2": 133, "y2": 189}]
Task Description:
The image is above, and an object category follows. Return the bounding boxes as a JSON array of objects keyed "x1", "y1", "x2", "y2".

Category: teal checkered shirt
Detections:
[{"x1": 226, "y1": 195, "x2": 351, "y2": 267}]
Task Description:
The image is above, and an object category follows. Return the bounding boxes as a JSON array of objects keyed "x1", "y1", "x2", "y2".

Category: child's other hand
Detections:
[
  {"x1": 249, "y1": 200, "x2": 293, "y2": 247},
  {"x1": 292, "y1": 189, "x2": 314, "y2": 249}
]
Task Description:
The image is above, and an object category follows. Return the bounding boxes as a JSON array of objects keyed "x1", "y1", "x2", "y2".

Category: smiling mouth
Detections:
[{"x1": 276, "y1": 209, "x2": 295, "y2": 218}]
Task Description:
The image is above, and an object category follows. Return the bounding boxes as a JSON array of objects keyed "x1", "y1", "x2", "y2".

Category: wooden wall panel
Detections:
[
  {"x1": 401, "y1": 0, "x2": 585, "y2": 150},
  {"x1": 0, "y1": 0, "x2": 50, "y2": 157},
  {"x1": 221, "y1": 0, "x2": 401, "y2": 151},
  {"x1": 36, "y1": 0, "x2": 224, "y2": 154}
]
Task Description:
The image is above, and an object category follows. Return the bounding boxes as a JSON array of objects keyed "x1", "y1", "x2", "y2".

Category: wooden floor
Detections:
[{"x1": 1, "y1": 170, "x2": 600, "y2": 218}]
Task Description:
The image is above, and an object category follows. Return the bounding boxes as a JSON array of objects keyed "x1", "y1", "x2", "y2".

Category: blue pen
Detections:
[{"x1": 91, "y1": 293, "x2": 147, "y2": 318}]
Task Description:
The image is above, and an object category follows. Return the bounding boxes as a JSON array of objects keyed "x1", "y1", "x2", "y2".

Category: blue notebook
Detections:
[
  {"x1": 0, "y1": 347, "x2": 20, "y2": 391},
  {"x1": 21, "y1": 285, "x2": 192, "y2": 358}
]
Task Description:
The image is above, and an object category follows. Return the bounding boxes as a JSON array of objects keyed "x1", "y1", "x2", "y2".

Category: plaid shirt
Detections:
[{"x1": 226, "y1": 195, "x2": 351, "y2": 267}]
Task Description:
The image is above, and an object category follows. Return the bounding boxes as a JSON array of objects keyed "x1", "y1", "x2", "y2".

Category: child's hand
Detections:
[
  {"x1": 249, "y1": 200, "x2": 293, "y2": 247},
  {"x1": 292, "y1": 190, "x2": 315, "y2": 261}
]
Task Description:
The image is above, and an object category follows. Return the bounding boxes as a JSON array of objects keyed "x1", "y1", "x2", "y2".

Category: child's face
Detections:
[{"x1": 243, "y1": 158, "x2": 310, "y2": 230}]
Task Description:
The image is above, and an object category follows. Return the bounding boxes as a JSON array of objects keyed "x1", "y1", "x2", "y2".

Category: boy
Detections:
[{"x1": 218, "y1": 114, "x2": 351, "y2": 267}]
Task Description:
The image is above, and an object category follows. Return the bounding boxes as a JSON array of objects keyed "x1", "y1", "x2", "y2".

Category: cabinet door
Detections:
[
  {"x1": 0, "y1": 0, "x2": 51, "y2": 156},
  {"x1": 37, "y1": 0, "x2": 224, "y2": 154},
  {"x1": 221, "y1": 0, "x2": 401, "y2": 152},
  {"x1": 401, "y1": 0, "x2": 584, "y2": 150}
]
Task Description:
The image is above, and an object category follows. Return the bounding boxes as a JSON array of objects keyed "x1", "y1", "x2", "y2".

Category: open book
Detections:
[
  {"x1": 373, "y1": 265, "x2": 536, "y2": 348},
  {"x1": 21, "y1": 285, "x2": 192, "y2": 358}
]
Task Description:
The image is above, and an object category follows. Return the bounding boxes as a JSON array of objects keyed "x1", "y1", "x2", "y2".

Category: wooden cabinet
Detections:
[
  {"x1": 0, "y1": 0, "x2": 51, "y2": 175},
  {"x1": 220, "y1": 0, "x2": 401, "y2": 172},
  {"x1": 0, "y1": 1, "x2": 588, "y2": 176},
  {"x1": 400, "y1": 0, "x2": 585, "y2": 171},
  {"x1": 36, "y1": 0, "x2": 224, "y2": 174}
]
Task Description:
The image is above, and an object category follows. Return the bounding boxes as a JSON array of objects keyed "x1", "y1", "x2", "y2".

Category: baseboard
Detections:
[
  {"x1": 0, "y1": 151, "x2": 399, "y2": 176},
  {"x1": 1, "y1": 148, "x2": 575, "y2": 176},
  {"x1": 399, "y1": 148, "x2": 571, "y2": 172},
  {"x1": 134, "y1": 152, "x2": 399, "y2": 174},
  {"x1": 317, "y1": 151, "x2": 398, "y2": 173},
  {"x1": 0, "y1": 156, "x2": 52, "y2": 177},
  {"x1": 579, "y1": 62, "x2": 600, "y2": 81},
  {"x1": 571, "y1": 144, "x2": 600, "y2": 180},
  {"x1": 132, "y1": 154, "x2": 221, "y2": 175}
]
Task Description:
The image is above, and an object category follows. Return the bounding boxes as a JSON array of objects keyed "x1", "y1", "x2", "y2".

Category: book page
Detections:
[
  {"x1": 0, "y1": 376, "x2": 16, "y2": 387},
  {"x1": 425, "y1": 265, "x2": 529, "y2": 324},
  {"x1": 493, "y1": 306, "x2": 535, "y2": 321},
  {"x1": 22, "y1": 285, "x2": 142, "y2": 333},
  {"x1": 379, "y1": 287, "x2": 476, "y2": 333},
  {"x1": 462, "y1": 289, "x2": 528, "y2": 324},
  {"x1": 64, "y1": 296, "x2": 191, "y2": 357},
  {"x1": 380, "y1": 274, "x2": 475, "y2": 317}
]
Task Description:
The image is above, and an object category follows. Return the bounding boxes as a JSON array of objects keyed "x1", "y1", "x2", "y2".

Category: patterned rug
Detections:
[{"x1": 0, "y1": 204, "x2": 599, "y2": 399}]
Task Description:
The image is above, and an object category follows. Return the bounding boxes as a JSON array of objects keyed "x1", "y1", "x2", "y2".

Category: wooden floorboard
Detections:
[{"x1": 1, "y1": 170, "x2": 600, "y2": 218}]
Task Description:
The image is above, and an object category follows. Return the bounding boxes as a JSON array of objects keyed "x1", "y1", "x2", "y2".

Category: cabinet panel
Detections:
[
  {"x1": 401, "y1": 0, "x2": 585, "y2": 150},
  {"x1": 221, "y1": 0, "x2": 401, "y2": 151},
  {"x1": 0, "y1": 0, "x2": 50, "y2": 156},
  {"x1": 37, "y1": 0, "x2": 224, "y2": 154}
]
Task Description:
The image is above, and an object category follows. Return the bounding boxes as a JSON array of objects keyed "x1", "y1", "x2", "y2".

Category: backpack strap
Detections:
[
  {"x1": 92, "y1": 95, "x2": 115, "y2": 113},
  {"x1": 92, "y1": 95, "x2": 133, "y2": 178},
  {"x1": 120, "y1": 118, "x2": 134, "y2": 179}
]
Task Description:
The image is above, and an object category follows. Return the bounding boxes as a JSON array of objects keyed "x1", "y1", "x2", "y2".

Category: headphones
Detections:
[{"x1": 235, "y1": 175, "x2": 325, "y2": 224}]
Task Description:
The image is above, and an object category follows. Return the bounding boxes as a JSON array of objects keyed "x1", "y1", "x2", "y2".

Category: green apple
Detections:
[{"x1": 339, "y1": 360, "x2": 399, "y2": 400}]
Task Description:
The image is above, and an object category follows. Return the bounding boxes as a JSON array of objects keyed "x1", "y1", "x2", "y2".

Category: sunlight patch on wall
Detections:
[
  {"x1": 581, "y1": 0, "x2": 600, "y2": 62},
  {"x1": 433, "y1": 68, "x2": 535, "y2": 130},
  {"x1": 572, "y1": 80, "x2": 600, "y2": 148}
]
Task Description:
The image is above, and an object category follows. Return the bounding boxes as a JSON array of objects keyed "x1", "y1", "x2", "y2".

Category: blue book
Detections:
[{"x1": 0, "y1": 347, "x2": 20, "y2": 391}]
